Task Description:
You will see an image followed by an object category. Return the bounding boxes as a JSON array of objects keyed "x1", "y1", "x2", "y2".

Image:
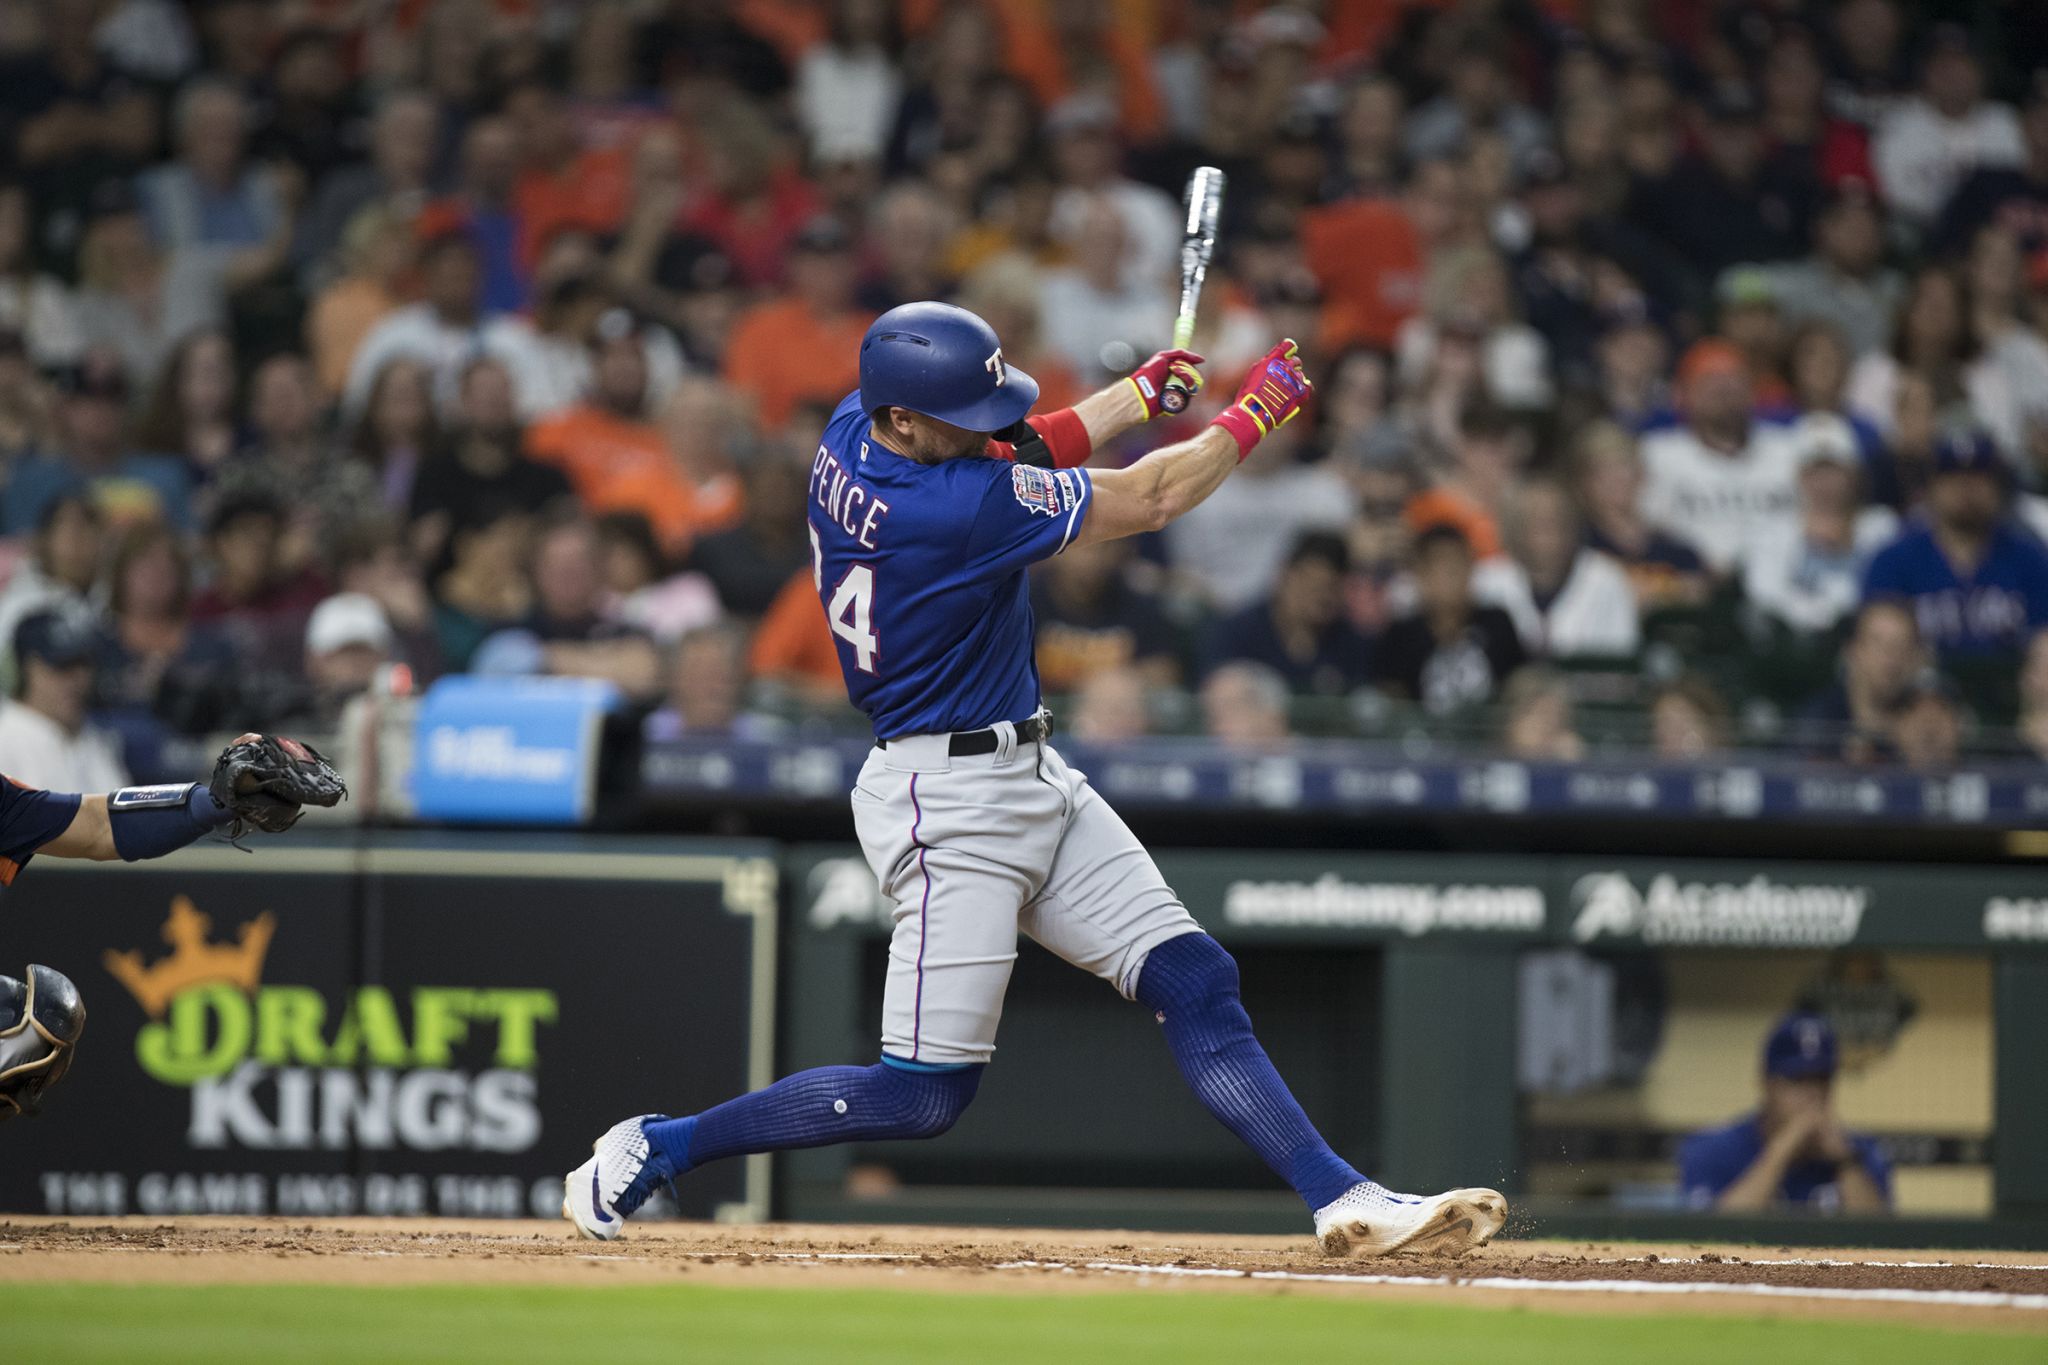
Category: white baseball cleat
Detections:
[
  {"x1": 1312, "y1": 1180, "x2": 1508, "y2": 1257},
  {"x1": 562, "y1": 1114, "x2": 671, "y2": 1241}
]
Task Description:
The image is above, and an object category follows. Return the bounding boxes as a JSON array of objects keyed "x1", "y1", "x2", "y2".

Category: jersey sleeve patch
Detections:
[{"x1": 1011, "y1": 464, "x2": 1070, "y2": 517}]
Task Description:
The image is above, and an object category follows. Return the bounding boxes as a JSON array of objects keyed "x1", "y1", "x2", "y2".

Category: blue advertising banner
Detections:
[{"x1": 413, "y1": 677, "x2": 619, "y2": 824}]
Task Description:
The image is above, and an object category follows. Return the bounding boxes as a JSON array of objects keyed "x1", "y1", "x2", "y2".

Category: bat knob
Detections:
[{"x1": 1160, "y1": 383, "x2": 1191, "y2": 415}]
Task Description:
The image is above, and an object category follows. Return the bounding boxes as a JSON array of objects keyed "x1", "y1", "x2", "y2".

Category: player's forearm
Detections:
[
  {"x1": 39, "y1": 795, "x2": 119, "y2": 861},
  {"x1": 1077, "y1": 426, "x2": 1239, "y2": 545},
  {"x1": 1712, "y1": 1137, "x2": 1800, "y2": 1212},
  {"x1": 1832, "y1": 1161, "x2": 1888, "y2": 1213},
  {"x1": 1072, "y1": 377, "x2": 1150, "y2": 448}
]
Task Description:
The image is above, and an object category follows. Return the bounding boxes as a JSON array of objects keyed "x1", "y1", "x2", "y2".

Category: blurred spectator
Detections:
[
  {"x1": 1714, "y1": 269, "x2": 1793, "y2": 408},
  {"x1": 348, "y1": 357, "x2": 440, "y2": 515},
  {"x1": 1639, "y1": 340, "x2": 1801, "y2": 574},
  {"x1": 1397, "y1": 245, "x2": 1553, "y2": 414},
  {"x1": 1629, "y1": 92, "x2": 1808, "y2": 279},
  {"x1": 223, "y1": 351, "x2": 380, "y2": 576},
  {"x1": 1200, "y1": 661, "x2": 1292, "y2": 750},
  {"x1": 302, "y1": 592, "x2": 396, "y2": 724},
  {"x1": 598, "y1": 511, "x2": 722, "y2": 645},
  {"x1": 70, "y1": 184, "x2": 226, "y2": 390},
  {"x1": 689, "y1": 448, "x2": 811, "y2": 619},
  {"x1": 954, "y1": 254, "x2": 1083, "y2": 414},
  {"x1": 1045, "y1": 94, "x2": 1179, "y2": 293},
  {"x1": 1651, "y1": 675, "x2": 1732, "y2": 761},
  {"x1": 794, "y1": 0, "x2": 902, "y2": 167},
  {"x1": 410, "y1": 357, "x2": 571, "y2": 569},
  {"x1": 1934, "y1": 73, "x2": 2048, "y2": 257},
  {"x1": 1038, "y1": 194, "x2": 1172, "y2": 385},
  {"x1": 1871, "y1": 29, "x2": 2022, "y2": 228},
  {"x1": 328, "y1": 516, "x2": 442, "y2": 684},
  {"x1": 0, "y1": 494, "x2": 103, "y2": 647},
  {"x1": 135, "y1": 327, "x2": 238, "y2": 481},
  {"x1": 722, "y1": 216, "x2": 870, "y2": 431},
  {"x1": 1785, "y1": 321, "x2": 1882, "y2": 459},
  {"x1": 1679, "y1": 1011, "x2": 1890, "y2": 1213},
  {"x1": 136, "y1": 78, "x2": 292, "y2": 290},
  {"x1": 91, "y1": 497, "x2": 233, "y2": 730},
  {"x1": 431, "y1": 499, "x2": 535, "y2": 673},
  {"x1": 1375, "y1": 526, "x2": 1528, "y2": 716},
  {"x1": 1204, "y1": 531, "x2": 1372, "y2": 696},
  {"x1": 1796, "y1": 599, "x2": 1926, "y2": 763},
  {"x1": 1164, "y1": 415, "x2": 1351, "y2": 614},
  {"x1": 1498, "y1": 666, "x2": 1585, "y2": 762},
  {"x1": 1592, "y1": 305, "x2": 1672, "y2": 433},
  {"x1": 683, "y1": 105, "x2": 822, "y2": 290},
  {"x1": 1034, "y1": 536, "x2": 1180, "y2": 692},
  {"x1": 1574, "y1": 420, "x2": 1711, "y2": 611},
  {"x1": 251, "y1": 28, "x2": 359, "y2": 191},
  {"x1": 644, "y1": 623, "x2": 780, "y2": 742},
  {"x1": 307, "y1": 206, "x2": 416, "y2": 400},
  {"x1": 1, "y1": 0, "x2": 161, "y2": 220},
  {"x1": 3, "y1": 352, "x2": 192, "y2": 534},
  {"x1": 1403, "y1": 33, "x2": 1547, "y2": 171},
  {"x1": 1890, "y1": 673, "x2": 1966, "y2": 772},
  {"x1": 0, "y1": 328, "x2": 57, "y2": 462},
  {"x1": 857, "y1": 182, "x2": 957, "y2": 317},
  {"x1": 506, "y1": 82, "x2": 630, "y2": 278},
  {"x1": 0, "y1": 609, "x2": 128, "y2": 790},
  {"x1": 343, "y1": 230, "x2": 552, "y2": 419},
  {"x1": 1744, "y1": 416, "x2": 1898, "y2": 638},
  {"x1": 1407, "y1": 401, "x2": 1530, "y2": 562},
  {"x1": 1338, "y1": 433, "x2": 1419, "y2": 633},
  {"x1": 749, "y1": 568, "x2": 847, "y2": 706},
  {"x1": 0, "y1": 179, "x2": 85, "y2": 370},
  {"x1": 416, "y1": 116, "x2": 529, "y2": 314},
  {"x1": 526, "y1": 313, "x2": 677, "y2": 527},
  {"x1": 188, "y1": 489, "x2": 327, "y2": 673},
  {"x1": 1069, "y1": 663, "x2": 1151, "y2": 745},
  {"x1": 1329, "y1": 72, "x2": 1406, "y2": 200},
  {"x1": 1761, "y1": 182, "x2": 1901, "y2": 359},
  {"x1": 293, "y1": 88, "x2": 439, "y2": 286},
  {"x1": 1863, "y1": 431, "x2": 2048, "y2": 669},
  {"x1": 1481, "y1": 476, "x2": 1639, "y2": 659},
  {"x1": 511, "y1": 512, "x2": 660, "y2": 699}
]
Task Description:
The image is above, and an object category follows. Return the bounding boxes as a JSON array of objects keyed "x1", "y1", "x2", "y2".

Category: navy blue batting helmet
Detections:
[{"x1": 858, "y1": 302, "x2": 1039, "y2": 432}]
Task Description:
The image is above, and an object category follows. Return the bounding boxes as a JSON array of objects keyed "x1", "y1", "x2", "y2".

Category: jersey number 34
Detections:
[{"x1": 811, "y1": 524, "x2": 879, "y2": 673}]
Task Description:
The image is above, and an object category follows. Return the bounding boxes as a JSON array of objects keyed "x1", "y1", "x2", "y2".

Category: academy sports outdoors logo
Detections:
[
  {"x1": 1012, "y1": 465, "x2": 1081, "y2": 518},
  {"x1": 1570, "y1": 872, "x2": 1868, "y2": 947},
  {"x1": 1223, "y1": 876, "x2": 1544, "y2": 936},
  {"x1": 104, "y1": 897, "x2": 557, "y2": 1153}
]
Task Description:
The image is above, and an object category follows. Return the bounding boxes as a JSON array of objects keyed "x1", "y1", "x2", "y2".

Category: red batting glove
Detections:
[
  {"x1": 1210, "y1": 339, "x2": 1313, "y2": 459},
  {"x1": 1125, "y1": 348, "x2": 1206, "y2": 420}
]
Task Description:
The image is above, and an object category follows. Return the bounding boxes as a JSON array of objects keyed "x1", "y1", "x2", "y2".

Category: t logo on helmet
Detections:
[{"x1": 985, "y1": 348, "x2": 1006, "y2": 387}]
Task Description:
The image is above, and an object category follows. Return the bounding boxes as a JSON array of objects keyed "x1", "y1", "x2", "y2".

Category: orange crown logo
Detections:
[{"x1": 103, "y1": 897, "x2": 276, "y2": 1018}]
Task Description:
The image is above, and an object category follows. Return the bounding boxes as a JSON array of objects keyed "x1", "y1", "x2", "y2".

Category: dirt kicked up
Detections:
[{"x1": 3, "y1": 1217, "x2": 2045, "y2": 1336}]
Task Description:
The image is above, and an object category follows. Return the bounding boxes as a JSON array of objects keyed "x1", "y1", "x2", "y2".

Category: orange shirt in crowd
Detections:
[
  {"x1": 750, "y1": 568, "x2": 844, "y2": 698},
  {"x1": 515, "y1": 147, "x2": 632, "y2": 270},
  {"x1": 1301, "y1": 198, "x2": 1424, "y2": 351},
  {"x1": 1405, "y1": 486, "x2": 1503, "y2": 561},
  {"x1": 307, "y1": 276, "x2": 402, "y2": 399},
  {"x1": 723, "y1": 299, "x2": 873, "y2": 432},
  {"x1": 525, "y1": 405, "x2": 744, "y2": 552}
]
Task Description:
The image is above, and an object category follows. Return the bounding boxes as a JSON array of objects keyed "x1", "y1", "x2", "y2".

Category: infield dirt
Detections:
[{"x1": 3, "y1": 1217, "x2": 2044, "y2": 1335}]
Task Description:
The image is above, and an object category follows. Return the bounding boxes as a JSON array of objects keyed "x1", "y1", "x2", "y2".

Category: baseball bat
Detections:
[{"x1": 1159, "y1": 165, "x2": 1226, "y2": 415}]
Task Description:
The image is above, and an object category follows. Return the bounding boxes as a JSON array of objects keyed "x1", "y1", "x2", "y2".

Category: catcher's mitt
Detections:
[{"x1": 209, "y1": 733, "x2": 348, "y2": 836}]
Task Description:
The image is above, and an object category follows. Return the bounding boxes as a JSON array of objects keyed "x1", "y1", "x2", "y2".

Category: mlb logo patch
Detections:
[{"x1": 1012, "y1": 464, "x2": 1064, "y2": 517}]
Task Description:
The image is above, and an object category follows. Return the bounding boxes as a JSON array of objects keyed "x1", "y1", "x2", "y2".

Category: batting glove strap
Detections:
[{"x1": 1209, "y1": 404, "x2": 1266, "y2": 460}]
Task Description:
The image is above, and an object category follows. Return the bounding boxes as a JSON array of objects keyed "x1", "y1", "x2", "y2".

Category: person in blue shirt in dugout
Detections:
[{"x1": 1678, "y1": 1012, "x2": 1892, "y2": 1213}]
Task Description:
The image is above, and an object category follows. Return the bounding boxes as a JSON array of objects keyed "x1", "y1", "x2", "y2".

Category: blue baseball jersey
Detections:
[
  {"x1": 806, "y1": 391, "x2": 1092, "y2": 739},
  {"x1": 1862, "y1": 523, "x2": 2048, "y2": 657},
  {"x1": 1677, "y1": 1115, "x2": 1892, "y2": 1212},
  {"x1": 0, "y1": 777, "x2": 81, "y2": 890}
]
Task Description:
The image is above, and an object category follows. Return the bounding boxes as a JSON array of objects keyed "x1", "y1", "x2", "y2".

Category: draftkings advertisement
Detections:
[{"x1": 0, "y1": 846, "x2": 764, "y2": 1221}]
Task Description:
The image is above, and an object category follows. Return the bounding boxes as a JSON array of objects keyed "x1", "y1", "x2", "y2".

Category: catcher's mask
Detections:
[{"x1": 0, "y1": 965, "x2": 86, "y2": 1120}]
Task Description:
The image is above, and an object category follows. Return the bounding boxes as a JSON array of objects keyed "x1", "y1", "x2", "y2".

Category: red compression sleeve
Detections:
[{"x1": 1025, "y1": 408, "x2": 1092, "y2": 468}]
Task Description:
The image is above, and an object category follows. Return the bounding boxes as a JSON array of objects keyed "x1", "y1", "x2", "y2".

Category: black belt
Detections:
[{"x1": 879, "y1": 713, "x2": 1052, "y2": 755}]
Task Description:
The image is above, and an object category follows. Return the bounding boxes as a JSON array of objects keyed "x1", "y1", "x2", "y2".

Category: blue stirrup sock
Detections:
[
  {"x1": 645, "y1": 1058, "x2": 982, "y2": 1176},
  {"x1": 1135, "y1": 932, "x2": 1366, "y2": 1211}
]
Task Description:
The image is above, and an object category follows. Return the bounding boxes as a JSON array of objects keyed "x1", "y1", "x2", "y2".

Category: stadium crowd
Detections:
[{"x1": 4, "y1": 0, "x2": 2048, "y2": 789}]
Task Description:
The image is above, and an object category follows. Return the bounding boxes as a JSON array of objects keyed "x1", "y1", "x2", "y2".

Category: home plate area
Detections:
[{"x1": 2, "y1": 1217, "x2": 2045, "y2": 1333}]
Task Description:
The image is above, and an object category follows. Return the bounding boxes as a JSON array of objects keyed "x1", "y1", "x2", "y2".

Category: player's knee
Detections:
[
  {"x1": 877, "y1": 1061, "x2": 982, "y2": 1139},
  {"x1": 1134, "y1": 932, "x2": 1239, "y2": 1013}
]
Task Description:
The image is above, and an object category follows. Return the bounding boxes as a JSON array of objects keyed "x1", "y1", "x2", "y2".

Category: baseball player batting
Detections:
[
  {"x1": 565, "y1": 305, "x2": 1507, "y2": 1256},
  {"x1": 0, "y1": 734, "x2": 345, "y2": 1119}
]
